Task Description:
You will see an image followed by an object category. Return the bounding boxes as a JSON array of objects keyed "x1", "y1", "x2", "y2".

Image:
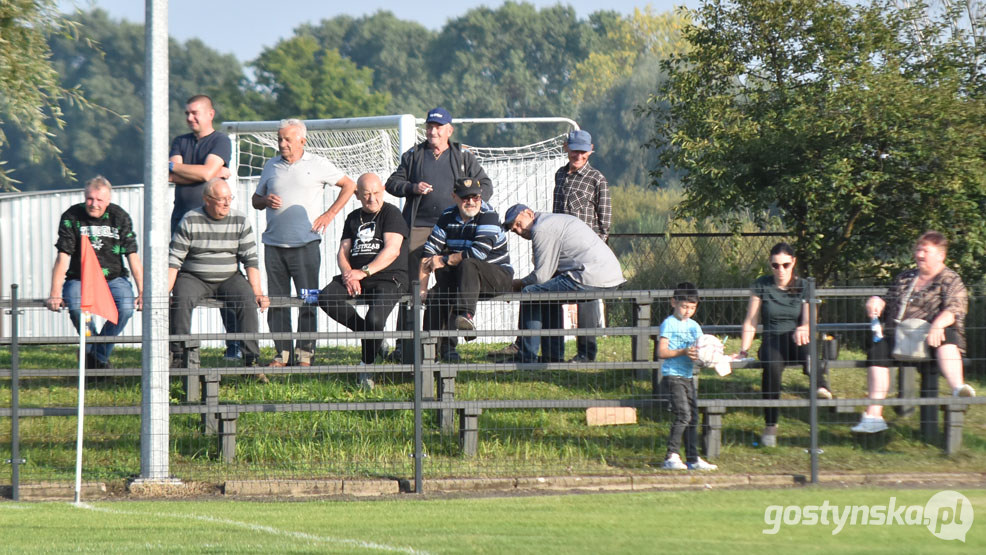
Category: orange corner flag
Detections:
[{"x1": 80, "y1": 235, "x2": 118, "y2": 325}]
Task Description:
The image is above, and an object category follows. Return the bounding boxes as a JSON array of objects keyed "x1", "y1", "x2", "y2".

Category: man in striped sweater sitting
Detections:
[
  {"x1": 419, "y1": 177, "x2": 513, "y2": 363},
  {"x1": 169, "y1": 178, "x2": 270, "y2": 369}
]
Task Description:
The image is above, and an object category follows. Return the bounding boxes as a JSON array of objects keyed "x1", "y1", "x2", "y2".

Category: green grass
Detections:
[
  {"x1": 1, "y1": 338, "x2": 985, "y2": 484},
  {"x1": 1, "y1": 488, "x2": 983, "y2": 553}
]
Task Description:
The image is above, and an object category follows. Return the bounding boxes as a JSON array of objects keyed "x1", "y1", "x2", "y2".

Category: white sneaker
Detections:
[
  {"x1": 687, "y1": 457, "x2": 718, "y2": 471},
  {"x1": 662, "y1": 453, "x2": 687, "y2": 470},
  {"x1": 954, "y1": 384, "x2": 976, "y2": 398},
  {"x1": 357, "y1": 362, "x2": 374, "y2": 391},
  {"x1": 816, "y1": 387, "x2": 833, "y2": 400},
  {"x1": 851, "y1": 414, "x2": 888, "y2": 433},
  {"x1": 761, "y1": 426, "x2": 778, "y2": 447}
]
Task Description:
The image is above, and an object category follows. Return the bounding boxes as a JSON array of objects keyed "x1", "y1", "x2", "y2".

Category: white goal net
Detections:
[{"x1": 219, "y1": 114, "x2": 574, "y2": 348}]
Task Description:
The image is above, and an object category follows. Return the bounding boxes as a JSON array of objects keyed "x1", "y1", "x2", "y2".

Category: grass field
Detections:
[
  {"x1": 2, "y1": 337, "x2": 985, "y2": 483},
  {"x1": 1, "y1": 488, "x2": 983, "y2": 553}
]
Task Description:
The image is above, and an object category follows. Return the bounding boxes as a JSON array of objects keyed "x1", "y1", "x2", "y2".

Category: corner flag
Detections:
[{"x1": 80, "y1": 235, "x2": 118, "y2": 324}]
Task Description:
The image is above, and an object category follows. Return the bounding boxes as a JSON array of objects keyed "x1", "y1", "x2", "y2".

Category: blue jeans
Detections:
[
  {"x1": 519, "y1": 275, "x2": 605, "y2": 362},
  {"x1": 62, "y1": 277, "x2": 135, "y2": 363}
]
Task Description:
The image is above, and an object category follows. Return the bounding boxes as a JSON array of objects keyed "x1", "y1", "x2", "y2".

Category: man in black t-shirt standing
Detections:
[
  {"x1": 318, "y1": 173, "x2": 408, "y2": 388},
  {"x1": 169, "y1": 94, "x2": 237, "y2": 357},
  {"x1": 46, "y1": 176, "x2": 144, "y2": 369},
  {"x1": 169, "y1": 94, "x2": 232, "y2": 233}
]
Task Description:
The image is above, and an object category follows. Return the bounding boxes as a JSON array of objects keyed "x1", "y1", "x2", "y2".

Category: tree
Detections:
[
  {"x1": 2, "y1": 9, "x2": 247, "y2": 190},
  {"x1": 428, "y1": 2, "x2": 604, "y2": 147},
  {"x1": 575, "y1": 9, "x2": 691, "y2": 188},
  {"x1": 652, "y1": 0, "x2": 986, "y2": 284},
  {"x1": 570, "y1": 7, "x2": 690, "y2": 105},
  {"x1": 297, "y1": 11, "x2": 438, "y2": 115},
  {"x1": 0, "y1": 1, "x2": 91, "y2": 191},
  {"x1": 250, "y1": 35, "x2": 390, "y2": 120},
  {"x1": 578, "y1": 53, "x2": 672, "y2": 188}
]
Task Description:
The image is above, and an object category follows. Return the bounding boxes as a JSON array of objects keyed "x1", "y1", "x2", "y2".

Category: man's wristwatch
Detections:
[
  {"x1": 361, "y1": 265, "x2": 372, "y2": 276},
  {"x1": 441, "y1": 254, "x2": 450, "y2": 265}
]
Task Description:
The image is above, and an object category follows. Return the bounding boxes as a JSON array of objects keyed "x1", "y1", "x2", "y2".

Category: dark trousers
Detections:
[
  {"x1": 665, "y1": 375, "x2": 699, "y2": 462},
  {"x1": 319, "y1": 275, "x2": 403, "y2": 364},
  {"x1": 576, "y1": 300, "x2": 600, "y2": 360},
  {"x1": 265, "y1": 242, "x2": 320, "y2": 361},
  {"x1": 425, "y1": 259, "x2": 513, "y2": 354},
  {"x1": 393, "y1": 227, "x2": 433, "y2": 361},
  {"x1": 759, "y1": 332, "x2": 830, "y2": 426},
  {"x1": 170, "y1": 272, "x2": 259, "y2": 357}
]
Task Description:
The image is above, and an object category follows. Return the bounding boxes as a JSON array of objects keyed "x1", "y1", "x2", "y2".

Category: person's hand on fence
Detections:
[
  {"x1": 45, "y1": 296, "x2": 63, "y2": 312},
  {"x1": 794, "y1": 324, "x2": 810, "y2": 346},
  {"x1": 134, "y1": 294, "x2": 143, "y2": 311},
  {"x1": 865, "y1": 295, "x2": 885, "y2": 319},
  {"x1": 256, "y1": 294, "x2": 269, "y2": 312}
]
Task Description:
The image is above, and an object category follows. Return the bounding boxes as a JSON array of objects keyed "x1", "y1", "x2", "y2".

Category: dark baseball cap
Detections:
[
  {"x1": 454, "y1": 177, "x2": 483, "y2": 197},
  {"x1": 502, "y1": 203, "x2": 531, "y2": 229},
  {"x1": 426, "y1": 107, "x2": 452, "y2": 125}
]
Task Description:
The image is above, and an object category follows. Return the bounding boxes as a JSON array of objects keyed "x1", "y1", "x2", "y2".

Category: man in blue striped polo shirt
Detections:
[
  {"x1": 168, "y1": 178, "x2": 270, "y2": 369},
  {"x1": 419, "y1": 177, "x2": 512, "y2": 362}
]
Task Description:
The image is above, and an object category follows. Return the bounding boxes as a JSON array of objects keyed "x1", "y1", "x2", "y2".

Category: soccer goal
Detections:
[{"x1": 218, "y1": 114, "x2": 577, "y2": 346}]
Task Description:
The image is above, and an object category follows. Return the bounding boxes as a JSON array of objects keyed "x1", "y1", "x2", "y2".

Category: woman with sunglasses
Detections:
[
  {"x1": 737, "y1": 242, "x2": 832, "y2": 447},
  {"x1": 851, "y1": 231, "x2": 974, "y2": 433}
]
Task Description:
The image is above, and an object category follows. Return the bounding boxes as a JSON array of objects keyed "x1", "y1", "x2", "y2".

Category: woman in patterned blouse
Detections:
[{"x1": 852, "y1": 231, "x2": 976, "y2": 434}]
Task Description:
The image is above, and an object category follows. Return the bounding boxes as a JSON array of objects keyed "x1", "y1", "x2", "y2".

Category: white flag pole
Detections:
[{"x1": 74, "y1": 312, "x2": 89, "y2": 505}]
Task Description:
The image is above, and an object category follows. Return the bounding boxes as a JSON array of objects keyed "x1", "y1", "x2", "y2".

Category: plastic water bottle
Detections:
[
  {"x1": 870, "y1": 318, "x2": 883, "y2": 342},
  {"x1": 299, "y1": 288, "x2": 320, "y2": 305}
]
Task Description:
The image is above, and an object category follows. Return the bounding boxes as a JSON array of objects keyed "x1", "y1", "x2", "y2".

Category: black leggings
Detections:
[{"x1": 759, "y1": 332, "x2": 830, "y2": 426}]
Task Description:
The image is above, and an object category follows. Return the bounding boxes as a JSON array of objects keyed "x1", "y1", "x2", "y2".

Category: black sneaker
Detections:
[
  {"x1": 244, "y1": 354, "x2": 259, "y2": 367},
  {"x1": 439, "y1": 350, "x2": 461, "y2": 364},
  {"x1": 487, "y1": 342, "x2": 520, "y2": 360},
  {"x1": 453, "y1": 313, "x2": 477, "y2": 342}
]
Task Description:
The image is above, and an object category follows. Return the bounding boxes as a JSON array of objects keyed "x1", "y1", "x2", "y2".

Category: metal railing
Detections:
[{"x1": 2, "y1": 283, "x2": 984, "y2": 495}]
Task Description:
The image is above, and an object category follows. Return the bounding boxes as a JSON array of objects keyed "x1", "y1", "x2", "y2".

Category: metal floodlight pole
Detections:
[
  {"x1": 8, "y1": 284, "x2": 22, "y2": 500},
  {"x1": 139, "y1": 0, "x2": 171, "y2": 481},
  {"x1": 807, "y1": 277, "x2": 819, "y2": 484},
  {"x1": 412, "y1": 283, "x2": 424, "y2": 494}
]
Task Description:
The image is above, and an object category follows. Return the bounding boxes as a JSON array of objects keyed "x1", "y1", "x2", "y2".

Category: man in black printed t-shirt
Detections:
[
  {"x1": 318, "y1": 173, "x2": 408, "y2": 388},
  {"x1": 46, "y1": 176, "x2": 144, "y2": 369}
]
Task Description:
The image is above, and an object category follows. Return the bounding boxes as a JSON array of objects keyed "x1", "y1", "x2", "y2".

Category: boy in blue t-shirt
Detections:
[{"x1": 658, "y1": 282, "x2": 717, "y2": 471}]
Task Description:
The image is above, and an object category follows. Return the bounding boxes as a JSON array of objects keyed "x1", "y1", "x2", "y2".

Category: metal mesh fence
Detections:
[{"x1": 3, "y1": 267, "x2": 985, "y2": 491}]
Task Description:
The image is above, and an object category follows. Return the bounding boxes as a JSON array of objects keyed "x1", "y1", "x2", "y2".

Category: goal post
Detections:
[{"x1": 218, "y1": 114, "x2": 577, "y2": 347}]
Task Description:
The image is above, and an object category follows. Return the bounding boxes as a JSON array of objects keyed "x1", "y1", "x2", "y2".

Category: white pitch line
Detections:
[{"x1": 74, "y1": 502, "x2": 430, "y2": 554}]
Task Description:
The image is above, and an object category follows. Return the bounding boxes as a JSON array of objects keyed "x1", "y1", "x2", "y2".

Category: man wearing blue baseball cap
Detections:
[
  {"x1": 385, "y1": 106, "x2": 492, "y2": 362},
  {"x1": 502, "y1": 204, "x2": 624, "y2": 363},
  {"x1": 555, "y1": 129, "x2": 611, "y2": 362}
]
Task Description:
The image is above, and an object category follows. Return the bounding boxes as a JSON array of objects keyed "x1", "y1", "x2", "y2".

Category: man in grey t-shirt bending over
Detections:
[{"x1": 502, "y1": 204, "x2": 625, "y2": 363}]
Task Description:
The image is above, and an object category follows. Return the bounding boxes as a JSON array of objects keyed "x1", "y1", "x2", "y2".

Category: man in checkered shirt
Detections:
[{"x1": 553, "y1": 129, "x2": 611, "y2": 362}]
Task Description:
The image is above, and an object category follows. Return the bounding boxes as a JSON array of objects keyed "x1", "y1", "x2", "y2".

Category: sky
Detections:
[{"x1": 60, "y1": 0, "x2": 697, "y2": 63}]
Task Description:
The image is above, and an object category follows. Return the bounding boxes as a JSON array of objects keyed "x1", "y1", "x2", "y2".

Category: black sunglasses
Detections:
[{"x1": 771, "y1": 262, "x2": 793, "y2": 270}]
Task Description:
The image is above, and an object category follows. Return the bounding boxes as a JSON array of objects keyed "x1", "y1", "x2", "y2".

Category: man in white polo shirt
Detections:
[{"x1": 253, "y1": 118, "x2": 357, "y2": 367}]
